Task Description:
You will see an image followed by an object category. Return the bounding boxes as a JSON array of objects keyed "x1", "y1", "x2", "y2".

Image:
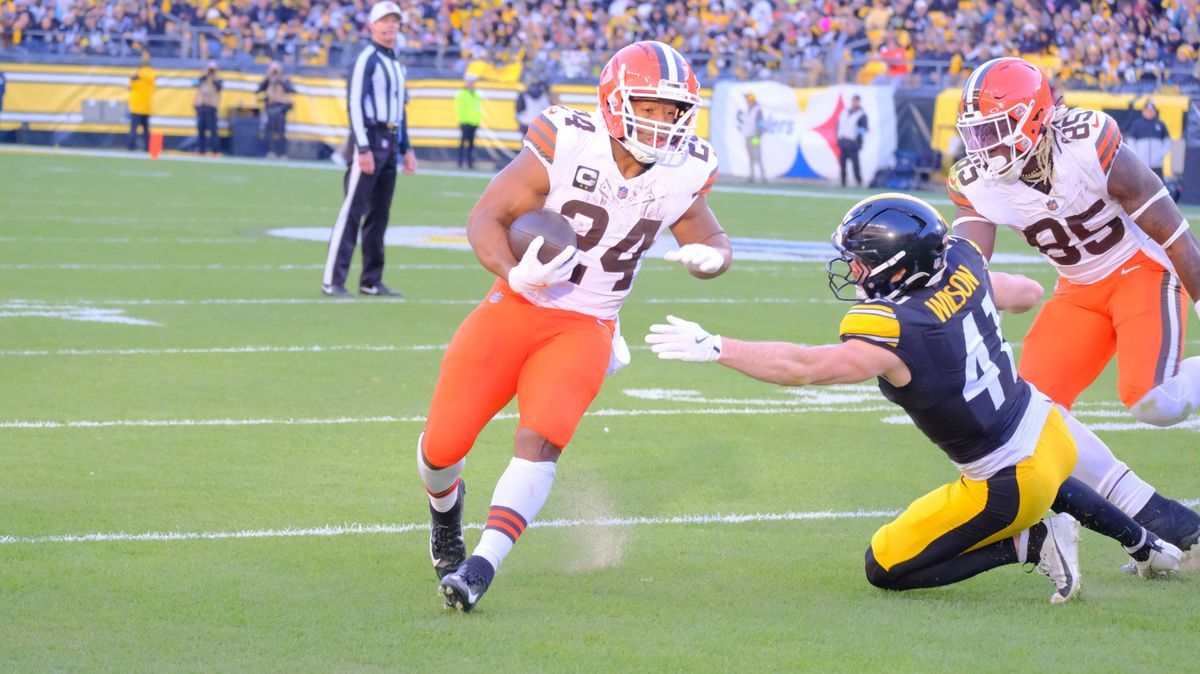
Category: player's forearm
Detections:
[
  {"x1": 466, "y1": 214, "x2": 518, "y2": 279},
  {"x1": 717, "y1": 338, "x2": 814, "y2": 387},
  {"x1": 1136, "y1": 200, "x2": 1200, "y2": 301},
  {"x1": 989, "y1": 271, "x2": 1044, "y2": 314},
  {"x1": 1164, "y1": 237, "x2": 1200, "y2": 303}
]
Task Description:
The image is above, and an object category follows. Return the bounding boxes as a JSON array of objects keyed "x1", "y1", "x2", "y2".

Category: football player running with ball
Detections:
[
  {"x1": 646, "y1": 194, "x2": 1180, "y2": 603},
  {"x1": 419, "y1": 41, "x2": 731, "y2": 612},
  {"x1": 949, "y1": 57, "x2": 1200, "y2": 564}
]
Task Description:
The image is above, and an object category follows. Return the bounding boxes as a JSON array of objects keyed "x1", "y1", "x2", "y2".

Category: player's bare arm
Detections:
[
  {"x1": 718, "y1": 337, "x2": 909, "y2": 387},
  {"x1": 989, "y1": 270, "x2": 1044, "y2": 313},
  {"x1": 465, "y1": 148, "x2": 551, "y2": 279},
  {"x1": 1107, "y1": 145, "x2": 1200, "y2": 303},
  {"x1": 667, "y1": 194, "x2": 732, "y2": 279},
  {"x1": 644, "y1": 315, "x2": 910, "y2": 385},
  {"x1": 951, "y1": 205, "x2": 999, "y2": 260}
]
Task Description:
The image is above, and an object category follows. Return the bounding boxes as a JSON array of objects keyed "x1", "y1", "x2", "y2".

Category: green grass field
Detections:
[{"x1": 1, "y1": 148, "x2": 1198, "y2": 672}]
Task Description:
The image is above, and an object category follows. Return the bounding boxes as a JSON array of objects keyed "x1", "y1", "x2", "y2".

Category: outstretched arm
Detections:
[
  {"x1": 644, "y1": 316, "x2": 909, "y2": 386},
  {"x1": 718, "y1": 337, "x2": 905, "y2": 386}
]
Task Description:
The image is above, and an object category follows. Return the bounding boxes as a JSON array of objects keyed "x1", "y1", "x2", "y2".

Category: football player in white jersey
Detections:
[
  {"x1": 949, "y1": 57, "x2": 1200, "y2": 562},
  {"x1": 418, "y1": 41, "x2": 731, "y2": 612}
]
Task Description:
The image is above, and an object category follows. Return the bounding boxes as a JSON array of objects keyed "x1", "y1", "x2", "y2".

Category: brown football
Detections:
[{"x1": 508, "y1": 208, "x2": 578, "y2": 263}]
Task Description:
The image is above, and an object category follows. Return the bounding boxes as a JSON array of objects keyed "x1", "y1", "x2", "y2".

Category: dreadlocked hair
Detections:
[{"x1": 1021, "y1": 103, "x2": 1064, "y2": 184}]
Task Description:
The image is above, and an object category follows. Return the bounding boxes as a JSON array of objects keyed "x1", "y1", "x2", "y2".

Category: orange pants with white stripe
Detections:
[
  {"x1": 421, "y1": 279, "x2": 614, "y2": 469},
  {"x1": 1018, "y1": 250, "x2": 1186, "y2": 410}
]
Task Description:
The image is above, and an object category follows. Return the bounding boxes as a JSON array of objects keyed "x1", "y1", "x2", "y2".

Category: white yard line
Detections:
[
  {"x1": 4, "y1": 500, "x2": 1197, "y2": 545},
  {"x1": 0, "y1": 509, "x2": 909, "y2": 545},
  {"x1": 0, "y1": 406, "x2": 899, "y2": 429},
  {"x1": 0, "y1": 401, "x2": 1164, "y2": 430},
  {"x1": 0, "y1": 344, "x2": 447, "y2": 357}
]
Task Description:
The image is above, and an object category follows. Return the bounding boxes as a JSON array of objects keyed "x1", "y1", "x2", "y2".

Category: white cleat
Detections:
[
  {"x1": 1132, "y1": 538, "x2": 1183, "y2": 578},
  {"x1": 1036, "y1": 513, "x2": 1082, "y2": 604}
]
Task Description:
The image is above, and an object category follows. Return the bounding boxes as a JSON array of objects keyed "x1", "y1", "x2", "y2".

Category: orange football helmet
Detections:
[
  {"x1": 956, "y1": 57, "x2": 1055, "y2": 181},
  {"x1": 597, "y1": 41, "x2": 701, "y2": 163}
]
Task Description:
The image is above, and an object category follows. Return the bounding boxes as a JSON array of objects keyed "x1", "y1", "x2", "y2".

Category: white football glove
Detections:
[
  {"x1": 507, "y1": 236, "x2": 578, "y2": 293},
  {"x1": 644, "y1": 315, "x2": 723, "y2": 363},
  {"x1": 664, "y1": 243, "x2": 724, "y2": 274}
]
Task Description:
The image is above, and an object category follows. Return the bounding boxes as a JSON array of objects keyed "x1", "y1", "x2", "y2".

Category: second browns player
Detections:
[{"x1": 949, "y1": 57, "x2": 1200, "y2": 562}]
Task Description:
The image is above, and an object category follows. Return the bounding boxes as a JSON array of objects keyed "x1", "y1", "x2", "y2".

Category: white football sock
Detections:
[
  {"x1": 417, "y1": 432, "x2": 465, "y2": 513},
  {"x1": 473, "y1": 457, "x2": 557, "y2": 572},
  {"x1": 1014, "y1": 529, "x2": 1030, "y2": 564},
  {"x1": 1062, "y1": 408, "x2": 1155, "y2": 516}
]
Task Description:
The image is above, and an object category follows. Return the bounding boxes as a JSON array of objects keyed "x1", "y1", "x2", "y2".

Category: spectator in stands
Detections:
[
  {"x1": 127, "y1": 50, "x2": 155, "y2": 152},
  {"x1": 740, "y1": 92, "x2": 766, "y2": 183},
  {"x1": 879, "y1": 35, "x2": 910, "y2": 84},
  {"x1": 193, "y1": 60, "x2": 222, "y2": 156},
  {"x1": 454, "y1": 73, "x2": 481, "y2": 170},
  {"x1": 514, "y1": 79, "x2": 550, "y2": 137},
  {"x1": 1126, "y1": 100, "x2": 1171, "y2": 179},
  {"x1": 257, "y1": 61, "x2": 295, "y2": 159},
  {"x1": 836, "y1": 94, "x2": 868, "y2": 188},
  {"x1": 4, "y1": 0, "x2": 1200, "y2": 95}
]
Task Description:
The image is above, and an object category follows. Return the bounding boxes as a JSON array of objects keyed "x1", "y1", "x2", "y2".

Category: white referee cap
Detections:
[{"x1": 369, "y1": 1, "x2": 401, "y2": 24}]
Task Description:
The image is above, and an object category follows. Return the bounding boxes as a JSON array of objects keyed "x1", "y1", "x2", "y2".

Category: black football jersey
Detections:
[{"x1": 839, "y1": 237, "x2": 1031, "y2": 465}]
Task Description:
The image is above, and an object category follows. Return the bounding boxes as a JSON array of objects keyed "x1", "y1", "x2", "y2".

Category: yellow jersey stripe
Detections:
[
  {"x1": 839, "y1": 313, "x2": 901, "y2": 341},
  {"x1": 849, "y1": 302, "x2": 893, "y2": 314}
]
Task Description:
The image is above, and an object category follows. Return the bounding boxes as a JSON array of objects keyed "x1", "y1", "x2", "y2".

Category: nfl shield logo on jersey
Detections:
[
  {"x1": 617, "y1": 186, "x2": 629, "y2": 199},
  {"x1": 1046, "y1": 199, "x2": 1058, "y2": 211}
]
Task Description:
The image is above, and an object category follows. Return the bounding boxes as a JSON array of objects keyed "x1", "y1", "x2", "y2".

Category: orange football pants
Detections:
[
  {"x1": 421, "y1": 279, "x2": 614, "y2": 468},
  {"x1": 1018, "y1": 251, "x2": 1185, "y2": 409}
]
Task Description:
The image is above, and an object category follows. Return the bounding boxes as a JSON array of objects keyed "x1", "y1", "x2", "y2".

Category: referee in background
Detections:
[{"x1": 323, "y1": 0, "x2": 418, "y2": 297}]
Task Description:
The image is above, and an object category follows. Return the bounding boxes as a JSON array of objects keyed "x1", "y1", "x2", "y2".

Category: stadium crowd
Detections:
[{"x1": 1, "y1": 0, "x2": 1198, "y2": 91}]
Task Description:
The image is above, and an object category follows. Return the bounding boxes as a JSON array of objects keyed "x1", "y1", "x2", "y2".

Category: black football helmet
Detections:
[{"x1": 826, "y1": 193, "x2": 949, "y2": 301}]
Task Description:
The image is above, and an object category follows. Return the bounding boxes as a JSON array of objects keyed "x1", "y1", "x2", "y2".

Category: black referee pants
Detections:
[{"x1": 323, "y1": 127, "x2": 398, "y2": 290}]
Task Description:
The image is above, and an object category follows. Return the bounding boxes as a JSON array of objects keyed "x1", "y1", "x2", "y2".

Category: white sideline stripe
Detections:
[
  {"x1": 5, "y1": 500, "x2": 1198, "y2": 545},
  {"x1": 0, "y1": 406, "x2": 899, "y2": 430},
  {"x1": 0, "y1": 344, "x2": 447, "y2": 357}
]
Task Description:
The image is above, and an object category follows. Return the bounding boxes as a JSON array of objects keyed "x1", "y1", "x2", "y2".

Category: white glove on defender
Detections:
[
  {"x1": 507, "y1": 236, "x2": 578, "y2": 293},
  {"x1": 664, "y1": 243, "x2": 724, "y2": 274},
  {"x1": 645, "y1": 315, "x2": 723, "y2": 363}
]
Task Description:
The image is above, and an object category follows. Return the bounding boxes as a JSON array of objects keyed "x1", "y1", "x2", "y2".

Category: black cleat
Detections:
[
  {"x1": 430, "y1": 479, "x2": 466, "y2": 580},
  {"x1": 359, "y1": 282, "x2": 402, "y2": 297},
  {"x1": 440, "y1": 556, "x2": 494, "y2": 613},
  {"x1": 322, "y1": 284, "x2": 352, "y2": 297}
]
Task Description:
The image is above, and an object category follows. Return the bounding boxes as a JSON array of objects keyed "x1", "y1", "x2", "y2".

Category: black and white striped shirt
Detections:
[{"x1": 348, "y1": 41, "x2": 407, "y2": 151}]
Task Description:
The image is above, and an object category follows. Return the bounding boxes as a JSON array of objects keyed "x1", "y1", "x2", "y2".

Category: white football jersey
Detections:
[
  {"x1": 949, "y1": 107, "x2": 1167, "y2": 285},
  {"x1": 520, "y1": 106, "x2": 719, "y2": 319}
]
